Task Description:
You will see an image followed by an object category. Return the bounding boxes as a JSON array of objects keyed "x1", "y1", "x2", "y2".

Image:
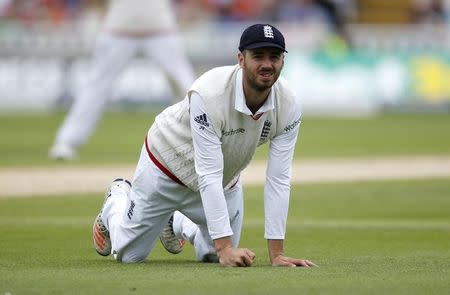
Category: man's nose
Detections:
[{"x1": 260, "y1": 56, "x2": 273, "y2": 67}]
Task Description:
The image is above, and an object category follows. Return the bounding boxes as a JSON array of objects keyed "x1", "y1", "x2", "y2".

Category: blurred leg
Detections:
[
  {"x1": 143, "y1": 33, "x2": 195, "y2": 99},
  {"x1": 52, "y1": 34, "x2": 137, "y2": 150}
]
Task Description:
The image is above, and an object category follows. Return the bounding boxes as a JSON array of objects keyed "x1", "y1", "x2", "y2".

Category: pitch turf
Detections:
[
  {"x1": 0, "y1": 111, "x2": 449, "y2": 166},
  {"x1": 0, "y1": 111, "x2": 449, "y2": 294},
  {"x1": 0, "y1": 179, "x2": 449, "y2": 295}
]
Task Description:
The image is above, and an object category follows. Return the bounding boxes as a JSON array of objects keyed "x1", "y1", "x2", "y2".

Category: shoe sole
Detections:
[
  {"x1": 159, "y1": 237, "x2": 185, "y2": 254},
  {"x1": 93, "y1": 178, "x2": 131, "y2": 257},
  {"x1": 93, "y1": 215, "x2": 111, "y2": 256}
]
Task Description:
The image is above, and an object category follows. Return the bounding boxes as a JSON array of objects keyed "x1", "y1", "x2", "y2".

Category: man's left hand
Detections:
[{"x1": 271, "y1": 255, "x2": 317, "y2": 267}]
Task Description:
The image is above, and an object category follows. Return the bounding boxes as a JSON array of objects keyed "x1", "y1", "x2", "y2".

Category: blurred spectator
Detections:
[
  {"x1": 196, "y1": 0, "x2": 275, "y2": 23},
  {"x1": 173, "y1": 0, "x2": 215, "y2": 24},
  {"x1": 273, "y1": 0, "x2": 329, "y2": 23},
  {"x1": 41, "y1": 0, "x2": 86, "y2": 24},
  {"x1": 410, "y1": 0, "x2": 446, "y2": 25},
  {"x1": 315, "y1": 0, "x2": 353, "y2": 48},
  {"x1": 62, "y1": 0, "x2": 85, "y2": 20},
  {"x1": 0, "y1": 0, "x2": 85, "y2": 26},
  {"x1": 0, "y1": 0, "x2": 12, "y2": 17},
  {"x1": 271, "y1": 0, "x2": 353, "y2": 49},
  {"x1": 42, "y1": 0, "x2": 65, "y2": 24}
]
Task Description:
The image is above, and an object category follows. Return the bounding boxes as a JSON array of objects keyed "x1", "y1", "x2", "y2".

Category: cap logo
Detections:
[{"x1": 263, "y1": 25, "x2": 274, "y2": 39}]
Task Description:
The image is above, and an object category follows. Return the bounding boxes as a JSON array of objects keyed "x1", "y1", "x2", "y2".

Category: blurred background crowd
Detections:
[
  {"x1": 1, "y1": 0, "x2": 449, "y2": 26},
  {"x1": 0, "y1": 0, "x2": 449, "y2": 114}
]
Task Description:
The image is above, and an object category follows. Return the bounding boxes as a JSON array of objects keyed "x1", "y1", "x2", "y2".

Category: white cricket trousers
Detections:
[
  {"x1": 54, "y1": 32, "x2": 195, "y2": 148},
  {"x1": 101, "y1": 145, "x2": 244, "y2": 263}
]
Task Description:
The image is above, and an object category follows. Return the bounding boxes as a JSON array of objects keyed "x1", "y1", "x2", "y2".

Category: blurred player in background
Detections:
[{"x1": 49, "y1": 0, "x2": 195, "y2": 160}]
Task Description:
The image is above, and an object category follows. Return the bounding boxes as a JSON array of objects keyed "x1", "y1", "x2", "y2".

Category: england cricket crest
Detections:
[
  {"x1": 263, "y1": 25, "x2": 274, "y2": 39},
  {"x1": 258, "y1": 120, "x2": 272, "y2": 146}
]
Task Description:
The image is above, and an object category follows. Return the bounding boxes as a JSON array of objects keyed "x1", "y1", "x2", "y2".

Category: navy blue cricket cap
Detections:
[{"x1": 239, "y1": 24, "x2": 287, "y2": 53}]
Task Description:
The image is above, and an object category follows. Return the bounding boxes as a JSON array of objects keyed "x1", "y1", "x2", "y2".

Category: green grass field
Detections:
[
  {"x1": 0, "y1": 180, "x2": 449, "y2": 294},
  {"x1": 0, "y1": 111, "x2": 449, "y2": 166},
  {"x1": 0, "y1": 112, "x2": 449, "y2": 294}
]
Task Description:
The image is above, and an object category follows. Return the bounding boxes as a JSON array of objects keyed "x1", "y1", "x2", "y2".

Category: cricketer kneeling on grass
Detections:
[{"x1": 92, "y1": 23, "x2": 317, "y2": 267}]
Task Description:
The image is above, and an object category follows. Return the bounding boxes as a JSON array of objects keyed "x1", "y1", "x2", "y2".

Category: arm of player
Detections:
[
  {"x1": 265, "y1": 97, "x2": 316, "y2": 267},
  {"x1": 190, "y1": 92, "x2": 255, "y2": 267}
]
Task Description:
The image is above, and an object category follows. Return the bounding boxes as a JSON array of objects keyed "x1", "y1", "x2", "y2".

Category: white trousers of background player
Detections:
[
  {"x1": 54, "y1": 33, "x2": 195, "y2": 148},
  {"x1": 101, "y1": 145, "x2": 244, "y2": 263}
]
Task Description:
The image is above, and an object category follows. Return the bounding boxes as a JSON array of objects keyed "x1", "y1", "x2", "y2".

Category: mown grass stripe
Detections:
[{"x1": 1, "y1": 217, "x2": 449, "y2": 231}]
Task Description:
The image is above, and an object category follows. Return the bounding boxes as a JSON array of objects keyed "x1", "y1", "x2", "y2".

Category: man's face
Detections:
[{"x1": 238, "y1": 47, "x2": 284, "y2": 92}]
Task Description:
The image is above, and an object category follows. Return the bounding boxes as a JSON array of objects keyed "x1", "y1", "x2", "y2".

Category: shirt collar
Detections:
[{"x1": 235, "y1": 67, "x2": 275, "y2": 117}]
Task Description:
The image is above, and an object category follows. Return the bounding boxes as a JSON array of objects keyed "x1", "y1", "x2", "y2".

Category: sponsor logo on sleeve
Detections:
[
  {"x1": 194, "y1": 113, "x2": 209, "y2": 130},
  {"x1": 283, "y1": 117, "x2": 301, "y2": 133},
  {"x1": 222, "y1": 128, "x2": 245, "y2": 136}
]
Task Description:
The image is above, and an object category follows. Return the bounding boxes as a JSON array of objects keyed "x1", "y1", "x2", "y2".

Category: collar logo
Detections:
[{"x1": 263, "y1": 25, "x2": 274, "y2": 39}]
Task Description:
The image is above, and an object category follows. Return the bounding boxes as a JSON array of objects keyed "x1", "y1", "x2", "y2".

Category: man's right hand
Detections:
[
  {"x1": 218, "y1": 247, "x2": 256, "y2": 267},
  {"x1": 214, "y1": 236, "x2": 256, "y2": 267}
]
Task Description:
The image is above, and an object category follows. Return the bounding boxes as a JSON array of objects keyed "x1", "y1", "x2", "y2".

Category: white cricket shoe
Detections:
[
  {"x1": 93, "y1": 178, "x2": 131, "y2": 256},
  {"x1": 160, "y1": 215, "x2": 186, "y2": 254},
  {"x1": 49, "y1": 143, "x2": 77, "y2": 161}
]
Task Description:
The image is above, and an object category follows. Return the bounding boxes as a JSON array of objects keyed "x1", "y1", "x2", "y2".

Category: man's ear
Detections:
[{"x1": 238, "y1": 51, "x2": 245, "y2": 67}]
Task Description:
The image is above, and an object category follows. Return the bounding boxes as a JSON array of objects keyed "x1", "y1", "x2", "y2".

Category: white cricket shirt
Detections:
[
  {"x1": 190, "y1": 69, "x2": 301, "y2": 240},
  {"x1": 147, "y1": 65, "x2": 302, "y2": 240}
]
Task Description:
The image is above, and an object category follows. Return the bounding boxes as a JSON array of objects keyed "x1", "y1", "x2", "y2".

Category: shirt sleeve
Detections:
[
  {"x1": 264, "y1": 98, "x2": 302, "y2": 239},
  {"x1": 190, "y1": 92, "x2": 233, "y2": 240}
]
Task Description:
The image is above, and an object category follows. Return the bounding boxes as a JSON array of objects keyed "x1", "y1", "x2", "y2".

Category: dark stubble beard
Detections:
[
  {"x1": 243, "y1": 62, "x2": 283, "y2": 93},
  {"x1": 245, "y1": 69, "x2": 281, "y2": 92}
]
